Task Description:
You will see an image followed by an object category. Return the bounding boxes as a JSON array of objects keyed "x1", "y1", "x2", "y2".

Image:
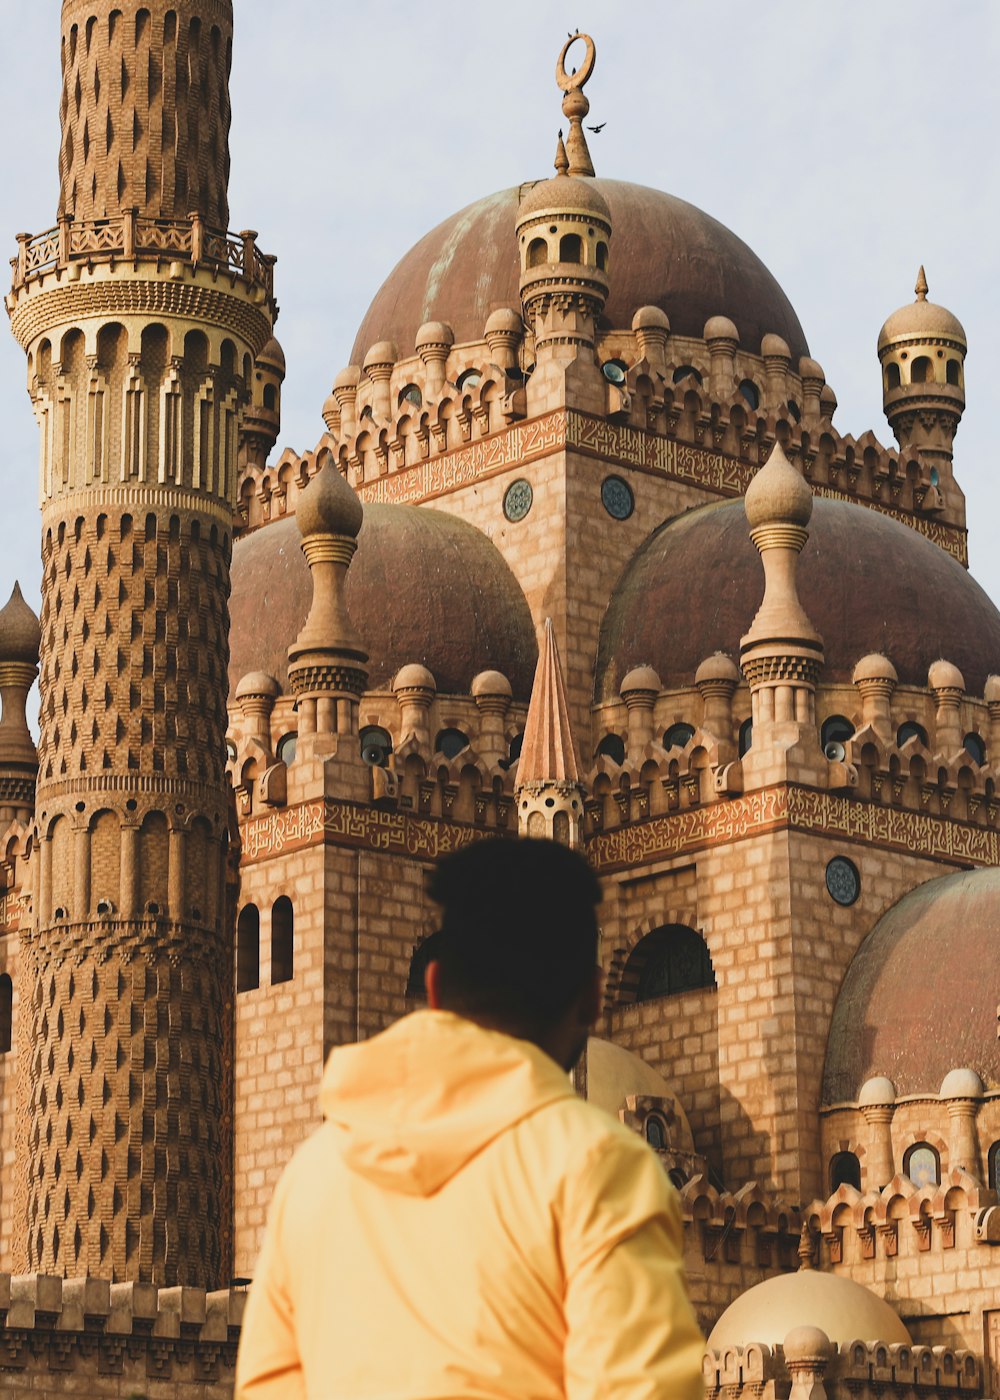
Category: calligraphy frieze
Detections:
[
  {"x1": 239, "y1": 799, "x2": 489, "y2": 865},
  {"x1": 587, "y1": 785, "x2": 999, "y2": 872}
]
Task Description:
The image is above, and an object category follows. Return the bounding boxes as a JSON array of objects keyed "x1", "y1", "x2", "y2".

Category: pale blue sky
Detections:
[{"x1": 2, "y1": 1, "x2": 998, "y2": 634}]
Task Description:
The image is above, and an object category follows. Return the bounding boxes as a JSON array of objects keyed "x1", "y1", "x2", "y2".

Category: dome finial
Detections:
[
  {"x1": 915, "y1": 264, "x2": 928, "y2": 301},
  {"x1": 555, "y1": 33, "x2": 597, "y2": 177},
  {"x1": 554, "y1": 129, "x2": 569, "y2": 176}
]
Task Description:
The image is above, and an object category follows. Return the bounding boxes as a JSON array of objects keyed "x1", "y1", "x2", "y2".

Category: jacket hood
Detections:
[{"x1": 319, "y1": 1010, "x2": 576, "y2": 1196}]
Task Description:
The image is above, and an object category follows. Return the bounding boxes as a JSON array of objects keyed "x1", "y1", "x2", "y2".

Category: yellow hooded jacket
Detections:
[{"x1": 235, "y1": 1010, "x2": 705, "y2": 1399}]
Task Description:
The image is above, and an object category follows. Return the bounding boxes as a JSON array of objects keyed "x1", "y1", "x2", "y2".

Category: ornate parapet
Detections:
[
  {"x1": 0, "y1": 1273, "x2": 244, "y2": 1392},
  {"x1": 703, "y1": 1337, "x2": 981, "y2": 1399}
]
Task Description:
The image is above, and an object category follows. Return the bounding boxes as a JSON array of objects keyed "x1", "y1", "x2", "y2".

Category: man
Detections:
[{"x1": 236, "y1": 838, "x2": 705, "y2": 1398}]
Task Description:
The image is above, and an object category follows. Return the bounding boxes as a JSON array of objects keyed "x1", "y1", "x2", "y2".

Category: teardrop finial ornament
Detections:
[
  {"x1": 554, "y1": 130, "x2": 569, "y2": 175},
  {"x1": 915, "y1": 265, "x2": 929, "y2": 301}
]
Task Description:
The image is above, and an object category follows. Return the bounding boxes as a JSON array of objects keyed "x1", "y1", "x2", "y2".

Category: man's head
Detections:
[{"x1": 425, "y1": 837, "x2": 602, "y2": 1067}]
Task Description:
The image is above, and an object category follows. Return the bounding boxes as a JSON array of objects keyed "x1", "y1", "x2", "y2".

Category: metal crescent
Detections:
[{"x1": 556, "y1": 33, "x2": 596, "y2": 92}]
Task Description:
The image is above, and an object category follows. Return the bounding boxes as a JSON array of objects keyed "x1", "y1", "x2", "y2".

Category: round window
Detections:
[
  {"x1": 826, "y1": 856, "x2": 860, "y2": 907},
  {"x1": 601, "y1": 475, "x2": 634, "y2": 520},
  {"x1": 601, "y1": 359, "x2": 627, "y2": 385},
  {"x1": 503, "y1": 479, "x2": 533, "y2": 523}
]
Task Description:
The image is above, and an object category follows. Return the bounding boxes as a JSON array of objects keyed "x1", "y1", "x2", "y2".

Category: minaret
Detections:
[
  {"x1": 877, "y1": 267, "x2": 967, "y2": 510},
  {"x1": 516, "y1": 35, "x2": 610, "y2": 415},
  {"x1": 0, "y1": 584, "x2": 41, "y2": 827},
  {"x1": 516, "y1": 619, "x2": 585, "y2": 846},
  {"x1": 739, "y1": 442, "x2": 825, "y2": 785},
  {"x1": 7, "y1": 1, "x2": 276, "y2": 1285}
]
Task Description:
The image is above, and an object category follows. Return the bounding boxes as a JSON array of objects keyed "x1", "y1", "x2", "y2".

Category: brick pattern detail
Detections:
[
  {"x1": 37, "y1": 508, "x2": 229, "y2": 788},
  {"x1": 58, "y1": 2, "x2": 233, "y2": 227},
  {"x1": 22, "y1": 943, "x2": 226, "y2": 1283}
]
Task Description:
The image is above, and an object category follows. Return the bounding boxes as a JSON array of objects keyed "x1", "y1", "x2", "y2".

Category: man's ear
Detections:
[{"x1": 424, "y1": 959, "x2": 443, "y2": 1009}]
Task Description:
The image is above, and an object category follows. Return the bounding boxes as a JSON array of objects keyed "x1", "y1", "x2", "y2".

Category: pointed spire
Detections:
[
  {"x1": 554, "y1": 130, "x2": 569, "y2": 176},
  {"x1": 519, "y1": 619, "x2": 580, "y2": 786},
  {"x1": 915, "y1": 265, "x2": 928, "y2": 301}
]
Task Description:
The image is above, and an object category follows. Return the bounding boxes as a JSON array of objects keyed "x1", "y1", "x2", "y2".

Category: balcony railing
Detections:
[{"x1": 11, "y1": 209, "x2": 275, "y2": 300}]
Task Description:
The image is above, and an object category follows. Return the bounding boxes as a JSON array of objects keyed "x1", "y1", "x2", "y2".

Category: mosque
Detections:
[{"x1": 0, "y1": 4, "x2": 998, "y2": 1396}]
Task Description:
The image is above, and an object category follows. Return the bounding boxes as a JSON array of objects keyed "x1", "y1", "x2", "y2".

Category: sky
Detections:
[{"x1": 1, "y1": 0, "x2": 998, "y2": 628}]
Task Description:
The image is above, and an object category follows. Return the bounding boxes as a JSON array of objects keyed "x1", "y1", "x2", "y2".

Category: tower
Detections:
[
  {"x1": 878, "y1": 266, "x2": 967, "y2": 510},
  {"x1": 7, "y1": 0, "x2": 276, "y2": 1285}
]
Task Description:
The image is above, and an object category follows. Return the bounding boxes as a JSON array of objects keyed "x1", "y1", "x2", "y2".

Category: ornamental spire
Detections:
[
  {"x1": 915, "y1": 264, "x2": 929, "y2": 301},
  {"x1": 555, "y1": 33, "x2": 597, "y2": 178}
]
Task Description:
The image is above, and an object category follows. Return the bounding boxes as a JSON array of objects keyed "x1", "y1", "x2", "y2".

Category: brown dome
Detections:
[
  {"x1": 229, "y1": 507, "x2": 538, "y2": 698},
  {"x1": 595, "y1": 497, "x2": 1000, "y2": 701},
  {"x1": 823, "y1": 868, "x2": 1000, "y2": 1100},
  {"x1": 352, "y1": 180, "x2": 808, "y2": 361}
]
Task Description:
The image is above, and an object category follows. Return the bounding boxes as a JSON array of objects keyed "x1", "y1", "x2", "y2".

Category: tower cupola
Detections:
[{"x1": 878, "y1": 267, "x2": 967, "y2": 488}]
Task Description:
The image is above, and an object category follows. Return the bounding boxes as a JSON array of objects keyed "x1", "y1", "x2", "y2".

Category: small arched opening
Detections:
[
  {"x1": 527, "y1": 237, "x2": 548, "y2": 269},
  {"x1": 910, "y1": 355, "x2": 932, "y2": 385},
  {"x1": 946, "y1": 359, "x2": 961, "y2": 386},
  {"x1": 885, "y1": 361, "x2": 901, "y2": 390},
  {"x1": 236, "y1": 904, "x2": 260, "y2": 993},
  {"x1": 0, "y1": 973, "x2": 12, "y2": 1054},
  {"x1": 271, "y1": 896, "x2": 293, "y2": 985},
  {"x1": 559, "y1": 232, "x2": 582, "y2": 263},
  {"x1": 618, "y1": 925, "x2": 715, "y2": 1005},
  {"x1": 903, "y1": 1140, "x2": 940, "y2": 1188},
  {"x1": 830, "y1": 1150, "x2": 861, "y2": 1192}
]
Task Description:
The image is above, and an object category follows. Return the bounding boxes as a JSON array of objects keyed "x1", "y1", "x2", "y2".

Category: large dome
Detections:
[
  {"x1": 229, "y1": 507, "x2": 538, "y2": 699},
  {"x1": 351, "y1": 180, "x2": 808, "y2": 363},
  {"x1": 823, "y1": 868, "x2": 1000, "y2": 1102},
  {"x1": 707, "y1": 1271, "x2": 911, "y2": 1350},
  {"x1": 595, "y1": 497, "x2": 1000, "y2": 702}
]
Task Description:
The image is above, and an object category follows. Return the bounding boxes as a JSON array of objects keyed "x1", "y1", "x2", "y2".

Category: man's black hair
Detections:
[{"x1": 426, "y1": 837, "x2": 601, "y2": 1037}]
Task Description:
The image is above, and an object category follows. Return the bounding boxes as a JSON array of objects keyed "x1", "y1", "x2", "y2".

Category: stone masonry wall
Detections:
[{"x1": 0, "y1": 931, "x2": 18, "y2": 1272}]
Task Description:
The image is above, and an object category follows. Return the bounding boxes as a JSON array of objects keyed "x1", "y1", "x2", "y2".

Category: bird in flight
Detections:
[{"x1": 587, "y1": 122, "x2": 606, "y2": 133}]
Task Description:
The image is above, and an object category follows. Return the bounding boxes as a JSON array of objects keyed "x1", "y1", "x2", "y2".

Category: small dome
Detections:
[
  {"x1": 852, "y1": 653, "x2": 898, "y2": 685},
  {"x1": 362, "y1": 340, "x2": 398, "y2": 370},
  {"x1": 296, "y1": 461, "x2": 364, "y2": 540},
  {"x1": 928, "y1": 658, "x2": 965, "y2": 691},
  {"x1": 334, "y1": 365, "x2": 361, "y2": 391},
  {"x1": 878, "y1": 268, "x2": 966, "y2": 350},
  {"x1": 695, "y1": 652, "x2": 741, "y2": 686},
  {"x1": 230, "y1": 507, "x2": 538, "y2": 699},
  {"x1": 858, "y1": 1075, "x2": 896, "y2": 1107},
  {"x1": 783, "y1": 1327, "x2": 834, "y2": 1366},
  {"x1": 708, "y1": 1271, "x2": 911, "y2": 1351},
  {"x1": 744, "y1": 441, "x2": 812, "y2": 529},
  {"x1": 484, "y1": 308, "x2": 523, "y2": 337},
  {"x1": 620, "y1": 665, "x2": 661, "y2": 696},
  {"x1": 0, "y1": 583, "x2": 41, "y2": 664},
  {"x1": 583, "y1": 1037, "x2": 694, "y2": 1154},
  {"x1": 824, "y1": 868, "x2": 1000, "y2": 1100},
  {"x1": 761, "y1": 332, "x2": 791, "y2": 359},
  {"x1": 471, "y1": 669, "x2": 512, "y2": 699},
  {"x1": 415, "y1": 321, "x2": 455, "y2": 350},
  {"x1": 820, "y1": 383, "x2": 838, "y2": 412},
  {"x1": 516, "y1": 174, "x2": 611, "y2": 224},
  {"x1": 234, "y1": 671, "x2": 280, "y2": 700},
  {"x1": 940, "y1": 1067, "x2": 983, "y2": 1100},
  {"x1": 256, "y1": 337, "x2": 285, "y2": 375},
  {"x1": 393, "y1": 663, "x2": 436, "y2": 693},
  {"x1": 703, "y1": 314, "x2": 738, "y2": 342},
  {"x1": 986, "y1": 675, "x2": 1000, "y2": 703},
  {"x1": 633, "y1": 305, "x2": 671, "y2": 333},
  {"x1": 799, "y1": 356, "x2": 825, "y2": 380}
]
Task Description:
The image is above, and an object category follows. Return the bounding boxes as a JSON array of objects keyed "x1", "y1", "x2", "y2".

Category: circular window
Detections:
[
  {"x1": 826, "y1": 856, "x2": 860, "y2": 907},
  {"x1": 601, "y1": 359, "x2": 627, "y2": 385},
  {"x1": 276, "y1": 733, "x2": 297, "y2": 766},
  {"x1": 601, "y1": 475, "x2": 634, "y2": 520},
  {"x1": 503, "y1": 479, "x2": 533, "y2": 522}
]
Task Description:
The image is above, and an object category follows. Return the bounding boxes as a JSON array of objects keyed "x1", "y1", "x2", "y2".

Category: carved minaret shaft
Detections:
[{"x1": 7, "y1": 0, "x2": 276, "y2": 1287}]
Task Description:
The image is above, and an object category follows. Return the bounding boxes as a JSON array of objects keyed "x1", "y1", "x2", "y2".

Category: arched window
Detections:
[
  {"x1": 830, "y1": 1150, "x2": 861, "y2": 1192},
  {"x1": 271, "y1": 896, "x2": 293, "y2": 985},
  {"x1": 664, "y1": 722, "x2": 695, "y2": 751},
  {"x1": 236, "y1": 904, "x2": 260, "y2": 993},
  {"x1": 903, "y1": 1141, "x2": 940, "y2": 1188},
  {"x1": 263, "y1": 383, "x2": 277, "y2": 411},
  {"x1": 963, "y1": 732, "x2": 986, "y2": 765},
  {"x1": 672, "y1": 365, "x2": 703, "y2": 385},
  {"x1": 435, "y1": 729, "x2": 470, "y2": 760},
  {"x1": 910, "y1": 356, "x2": 932, "y2": 385},
  {"x1": 527, "y1": 237, "x2": 548, "y2": 269},
  {"x1": 946, "y1": 359, "x2": 960, "y2": 386},
  {"x1": 821, "y1": 714, "x2": 855, "y2": 761},
  {"x1": 738, "y1": 717, "x2": 753, "y2": 757},
  {"x1": 739, "y1": 379, "x2": 760, "y2": 410},
  {"x1": 0, "y1": 973, "x2": 11, "y2": 1054},
  {"x1": 620, "y1": 925, "x2": 715, "y2": 1004},
  {"x1": 989, "y1": 1140, "x2": 1000, "y2": 1192},
  {"x1": 559, "y1": 232, "x2": 582, "y2": 263},
  {"x1": 596, "y1": 241, "x2": 608, "y2": 271},
  {"x1": 596, "y1": 733, "x2": 625, "y2": 766},
  {"x1": 644, "y1": 1115, "x2": 668, "y2": 1150},
  {"x1": 896, "y1": 720, "x2": 928, "y2": 749},
  {"x1": 886, "y1": 361, "x2": 901, "y2": 390}
]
